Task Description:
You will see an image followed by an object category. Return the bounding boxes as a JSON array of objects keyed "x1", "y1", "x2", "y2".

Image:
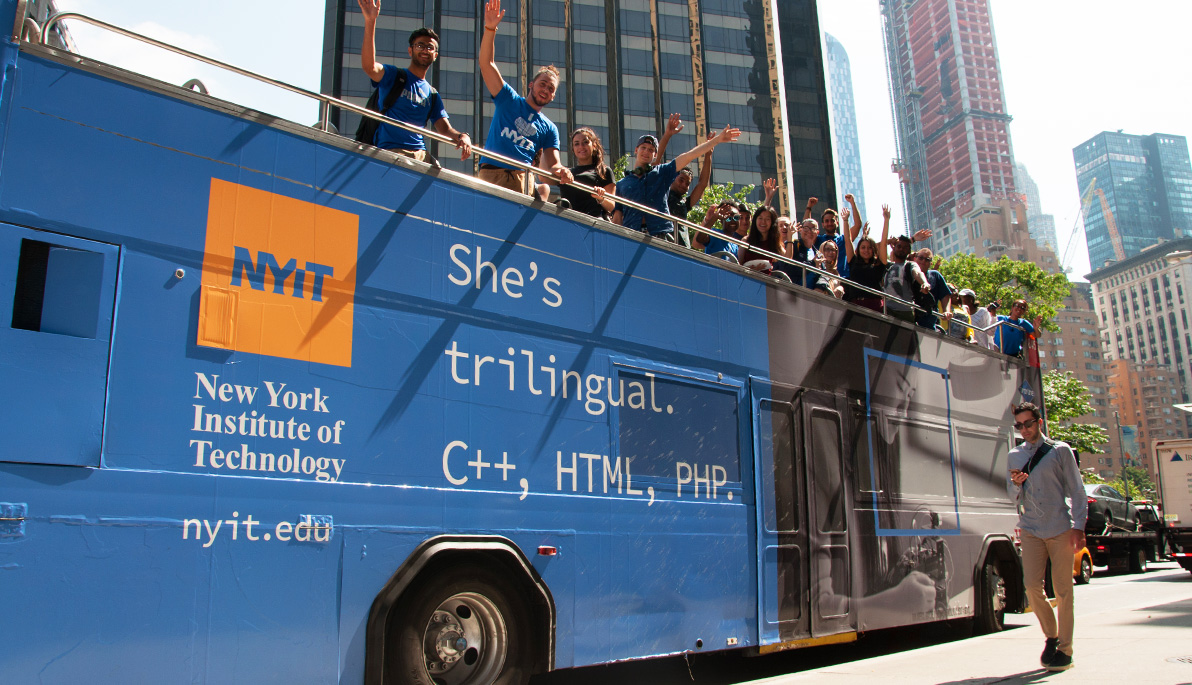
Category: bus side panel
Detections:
[
  {"x1": 763, "y1": 286, "x2": 1025, "y2": 631},
  {"x1": 0, "y1": 52, "x2": 768, "y2": 677}
]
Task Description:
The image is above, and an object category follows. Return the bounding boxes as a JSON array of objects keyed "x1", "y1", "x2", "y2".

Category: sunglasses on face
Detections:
[{"x1": 1013, "y1": 418, "x2": 1038, "y2": 430}]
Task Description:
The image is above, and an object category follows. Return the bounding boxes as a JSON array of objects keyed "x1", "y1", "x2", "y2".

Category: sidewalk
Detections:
[{"x1": 745, "y1": 564, "x2": 1192, "y2": 685}]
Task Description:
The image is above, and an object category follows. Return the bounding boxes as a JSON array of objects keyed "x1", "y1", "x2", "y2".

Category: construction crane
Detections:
[
  {"x1": 1061, "y1": 177, "x2": 1099, "y2": 272},
  {"x1": 1095, "y1": 187, "x2": 1128, "y2": 261}
]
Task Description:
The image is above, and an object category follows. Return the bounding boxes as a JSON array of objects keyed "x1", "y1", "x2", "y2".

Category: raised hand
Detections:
[
  {"x1": 763, "y1": 178, "x2": 777, "y2": 195},
  {"x1": 806, "y1": 197, "x2": 818, "y2": 210},
  {"x1": 840, "y1": 207, "x2": 851, "y2": 223},
  {"x1": 717, "y1": 125, "x2": 741, "y2": 143},
  {"x1": 882, "y1": 204, "x2": 891, "y2": 220},
  {"x1": 484, "y1": 0, "x2": 505, "y2": 29},
  {"x1": 357, "y1": 0, "x2": 380, "y2": 22},
  {"x1": 912, "y1": 228, "x2": 932, "y2": 242},
  {"x1": 844, "y1": 193, "x2": 855, "y2": 203},
  {"x1": 666, "y1": 113, "x2": 683, "y2": 135}
]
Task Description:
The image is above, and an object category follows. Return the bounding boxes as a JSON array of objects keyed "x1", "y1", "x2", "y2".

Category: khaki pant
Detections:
[
  {"x1": 1021, "y1": 531, "x2": 1076, "y2": 656},
  {"x1": 478, "y1": 167, "x2": 529, "y2": 195},
  {"x1": 393, "y1": 149, "x2": 427, "y2": 162}
]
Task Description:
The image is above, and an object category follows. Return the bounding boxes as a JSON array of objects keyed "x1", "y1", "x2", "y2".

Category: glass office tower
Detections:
[
  {"x1": 320, "y1": 0, "x2": 836, "y2": 212},
  {"x1": 1074, "y1": 131, "x2": 1192, "y2": 269}
]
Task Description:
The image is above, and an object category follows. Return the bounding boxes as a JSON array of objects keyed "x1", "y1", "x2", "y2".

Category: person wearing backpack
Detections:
[
  {"x1": 1007, "y1": 402, "x2": 1086, "y2": 672},
  {"x1": 880, "y1": 235, "x2": 930, "y2": 323},
  {"x1": 356, "y1": 0, "x2": 471, "y2": 161}
]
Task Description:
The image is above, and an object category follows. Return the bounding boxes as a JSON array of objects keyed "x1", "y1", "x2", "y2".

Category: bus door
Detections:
[
  {"x1": 0, "y1": 226, "x2": 118, "y2": 466},
  {"x1": 802, "y1": 391, "x2": 853, "y2": 636},
  {"x1": 753, "y1": 380, "x2": 810, "y2": 644}
]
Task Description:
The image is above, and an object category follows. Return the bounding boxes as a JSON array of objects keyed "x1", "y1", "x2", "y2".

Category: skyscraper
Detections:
[
  {"x1": 319, "y1": 0, "x2": 837, "y2": 213},
  {"x1": 1015, "y1": 163, "x2": 1057, "y2": 253},
  {"x1": 824, "y1": 33, "x2": 866, "y2": 215},
  {"x1": 1073, "y1": 131, "x2": 1192, "y2": 269},
  {"x1": 881, "y1": 0, "x2": 1024, "y2": 259}
]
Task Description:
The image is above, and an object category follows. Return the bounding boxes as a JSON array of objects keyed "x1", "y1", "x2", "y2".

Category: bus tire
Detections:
[
  {"x1": 1129, "y1": 545, "x2": 1148, "y2": 574},
  {"x1": 974, "y1": 561, "x2": 1006, "y2": 634},
  {"x1": 389, "y1": 564, "x2": 534, "y2": 685}
]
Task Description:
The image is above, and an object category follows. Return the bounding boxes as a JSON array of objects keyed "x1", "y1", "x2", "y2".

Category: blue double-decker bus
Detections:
[{"x1": 0, "y1": 5, "x2": 1034, "y2": 683}]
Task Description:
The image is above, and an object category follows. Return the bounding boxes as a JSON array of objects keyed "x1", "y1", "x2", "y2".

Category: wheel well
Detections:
[
  {"x1": 364, "y1": 535, "x2": 555, "y2": 685},
  {"x1": 977, "y1": 537, "x2": 1023, "y2": 612}
]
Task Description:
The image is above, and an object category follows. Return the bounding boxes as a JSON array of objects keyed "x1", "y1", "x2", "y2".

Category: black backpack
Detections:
[
  {"x1": 353, "y1": 70, "x2": 440, "y2": 146},
  {"x1": 904, "y1": 262, "x2": 937, "y2": 315}
]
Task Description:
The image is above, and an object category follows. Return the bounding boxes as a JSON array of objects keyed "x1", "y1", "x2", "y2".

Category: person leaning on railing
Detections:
[
  {"x1": 842, "y1": 205, "x2": 890, "y2": 312},
  {"x1": 692, "y1": 202, "x2": 746, "y2": 262},
  {"x1": 606, "y1": 125, "x2": 740, "y2": 242},
  {"x1": 477, "y1": 0, "x2": 572, "y2": 195},
  {"x1": 356, "y1": 0, "x2": 471, "y2": 162}
]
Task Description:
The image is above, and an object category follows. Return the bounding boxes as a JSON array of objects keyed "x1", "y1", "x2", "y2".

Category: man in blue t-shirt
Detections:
[
  {"x1": 693, "y1": 202, "x2": 746, "y2": 259},
  {"x1": 478, "y1": 0, "x2": 572, "y2": 195},
  {"x1": 358, "y1": 1, "x2": 471, "y2": 161},
  {"x1": 613, "y1": 127, "x2": 740, "y2": 239},
  {"x1": 995, "y1": 299, "x2": 1043, "y2": 357}
]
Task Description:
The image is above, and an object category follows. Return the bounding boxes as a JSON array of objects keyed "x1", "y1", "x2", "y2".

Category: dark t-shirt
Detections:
[
  {"x1": 845, "y1": 257, "x2": 887, "y2": 300},
  {"x1": 560, "y1": 163, "x2": 613, "y2": 218},
  {"x1": 667, "y1": 189, "x2": 695, "y2": 248}
]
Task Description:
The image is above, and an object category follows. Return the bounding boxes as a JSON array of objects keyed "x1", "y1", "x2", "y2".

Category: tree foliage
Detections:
[
  {"x1": 611, "y1": 153, "x2": 632, "y2": 183},
  {"x1": 685, "y1": 182, "x2": 757, "y2": 225},
  {"x1": 1042, "y1": 371, "x2": 1108, "y2": 456},
  {"x1": 938, "y1": 253, "x2": 1071, "y2": 331},
  {"x1": 1083, "y1": 464, "x2": 1158, "y2": 500}
]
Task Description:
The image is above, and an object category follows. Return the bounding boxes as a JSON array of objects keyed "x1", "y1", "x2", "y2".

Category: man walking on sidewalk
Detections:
[{"x1": 1007, "y1": 402, "x2": 1087, "y2": 672}]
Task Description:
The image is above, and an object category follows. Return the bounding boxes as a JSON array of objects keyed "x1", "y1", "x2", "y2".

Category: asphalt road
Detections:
[{"x1": 531, "y1": 560, "x2": 1192, "y2": 685}]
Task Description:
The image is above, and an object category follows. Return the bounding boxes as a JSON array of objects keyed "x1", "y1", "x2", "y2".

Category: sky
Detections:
[{"x1": 52, "y1": 1, "x2": 1192, "y2": 281}]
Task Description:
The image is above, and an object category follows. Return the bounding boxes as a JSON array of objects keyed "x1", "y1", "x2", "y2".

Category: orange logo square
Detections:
[{"x1": 198, "y1": 179, "x2": 358, "y2": 367}]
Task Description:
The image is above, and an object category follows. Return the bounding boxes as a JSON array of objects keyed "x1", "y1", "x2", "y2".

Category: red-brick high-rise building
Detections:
[{"x1": 881, "y1": 0, "x2": 1028, "y2": 260}]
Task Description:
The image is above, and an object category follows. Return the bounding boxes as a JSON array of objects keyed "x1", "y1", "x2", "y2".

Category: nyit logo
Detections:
[
  {"x1": 198, "y1": 179, "x2": 358, "y2": 367},
  {"x1": 499, "y1": 116, "x2": 538, "y2": 151}
]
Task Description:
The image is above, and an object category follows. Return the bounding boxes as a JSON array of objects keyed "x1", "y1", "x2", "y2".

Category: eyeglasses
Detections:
[
  {"x1": 1013, "y1": 418, "x2": 1038, "y2": 430},
  {"x1": 724, "y1": 215, "x2": 739, "y2": 223},
  {"x1": 412, "y1": 42, "x2": 438, "y2": 52}
]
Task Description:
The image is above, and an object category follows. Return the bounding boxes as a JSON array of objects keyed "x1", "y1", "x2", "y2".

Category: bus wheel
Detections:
[
  {"x1": 1076, "y1": 556, "x2": 1092, "y2": 585},
  {"x1": 1129, "y1": 546, "x2": 1148, "y2": 574},
  {"x1": 391, "y1": 565, "x2": 534, "y2": 685},
  {"x1": 975, "y1": 562, "x2": 1006, "y2": 634}
]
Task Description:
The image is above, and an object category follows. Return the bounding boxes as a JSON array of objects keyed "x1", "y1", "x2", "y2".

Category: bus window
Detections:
[
  {"x1": 956, "y1": 428, "x2": 1011, "y2": 501},
  {"x1": 760, "y1": 400, "x2": 797, "y2": 532},
  {"x1": 888, "y1": 418, "x2": 956, "y2": 499},
  {"x1": 810, "y1": 409, "x2": 846, "y2": 533},
  {"x1": 616, "y1": 369, "x2": 741, "y2": 483}
]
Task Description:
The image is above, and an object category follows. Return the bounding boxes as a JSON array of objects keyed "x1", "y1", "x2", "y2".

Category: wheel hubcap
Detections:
[
  {"x1": 422, "y1": 592, "x2": 507, "y2": 685},
  {"x1": 992, "y1": 569, "x2": 1006, "y2": 613}
]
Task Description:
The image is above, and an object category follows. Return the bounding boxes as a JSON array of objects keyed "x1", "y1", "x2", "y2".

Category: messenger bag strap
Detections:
[{"x1": 1022, "y1": 438, "x2": 1054, "y2": 476}]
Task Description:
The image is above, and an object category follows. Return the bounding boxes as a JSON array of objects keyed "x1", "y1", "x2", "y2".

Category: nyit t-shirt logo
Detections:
[{"x1": 198, "y1": 179, "x2": 358, "y2": 367}]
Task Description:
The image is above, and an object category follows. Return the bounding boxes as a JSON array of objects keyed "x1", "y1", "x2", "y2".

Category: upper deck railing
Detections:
[{"x1": 25, "y1": 8, "x2": 1032, "y2": 357}]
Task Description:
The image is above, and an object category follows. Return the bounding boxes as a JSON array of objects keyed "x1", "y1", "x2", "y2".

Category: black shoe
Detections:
[
  {"x1": 1045, "y1": 651, "x2": 1073, "y2": 672},
  {"x1": 1040, "y1": 637, "x2": 1059, "y2": 666}
]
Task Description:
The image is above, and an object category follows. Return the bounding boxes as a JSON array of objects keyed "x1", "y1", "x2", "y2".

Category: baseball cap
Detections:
[
  {"x1": 959, "y1": 288, "x2": 976, "y2": 298},
  {"x1": 636, "y1": 134, "x2": 659, "y2": 149}
]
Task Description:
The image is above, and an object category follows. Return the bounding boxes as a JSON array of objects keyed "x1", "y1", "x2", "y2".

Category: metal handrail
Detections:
[{"x1": 34, "y1": 11, "x2": 1029, "y2": 352}]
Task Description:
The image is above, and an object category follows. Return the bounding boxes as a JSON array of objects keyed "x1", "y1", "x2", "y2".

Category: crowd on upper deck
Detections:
[{"x1": 356, "y1": 0, "x2": 1041, "y2": 356}]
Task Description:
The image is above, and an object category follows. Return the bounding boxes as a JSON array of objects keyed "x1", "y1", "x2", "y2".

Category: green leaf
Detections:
[{"x1": 1042, "y1": 370, "x2": 1109, "y2": 456}]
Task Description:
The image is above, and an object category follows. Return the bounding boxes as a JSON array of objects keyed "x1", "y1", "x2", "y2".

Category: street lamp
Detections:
[{"x1": 1115, "y1": 410, "x2": 1130, "y2": 499}]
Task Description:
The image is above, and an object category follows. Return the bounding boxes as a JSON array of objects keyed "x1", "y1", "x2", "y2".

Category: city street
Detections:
[{"x1": 533, "y1": 562, "x2": 1192, "y2": 685}]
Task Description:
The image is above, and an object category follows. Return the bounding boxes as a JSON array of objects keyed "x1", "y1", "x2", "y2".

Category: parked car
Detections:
[
  {"x1": 1074, "y1": 546, "x2": 1093, "y2": 584},
  {"x1": 1084, "y1": 484, "x2": 1138, "y2": 534}
]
